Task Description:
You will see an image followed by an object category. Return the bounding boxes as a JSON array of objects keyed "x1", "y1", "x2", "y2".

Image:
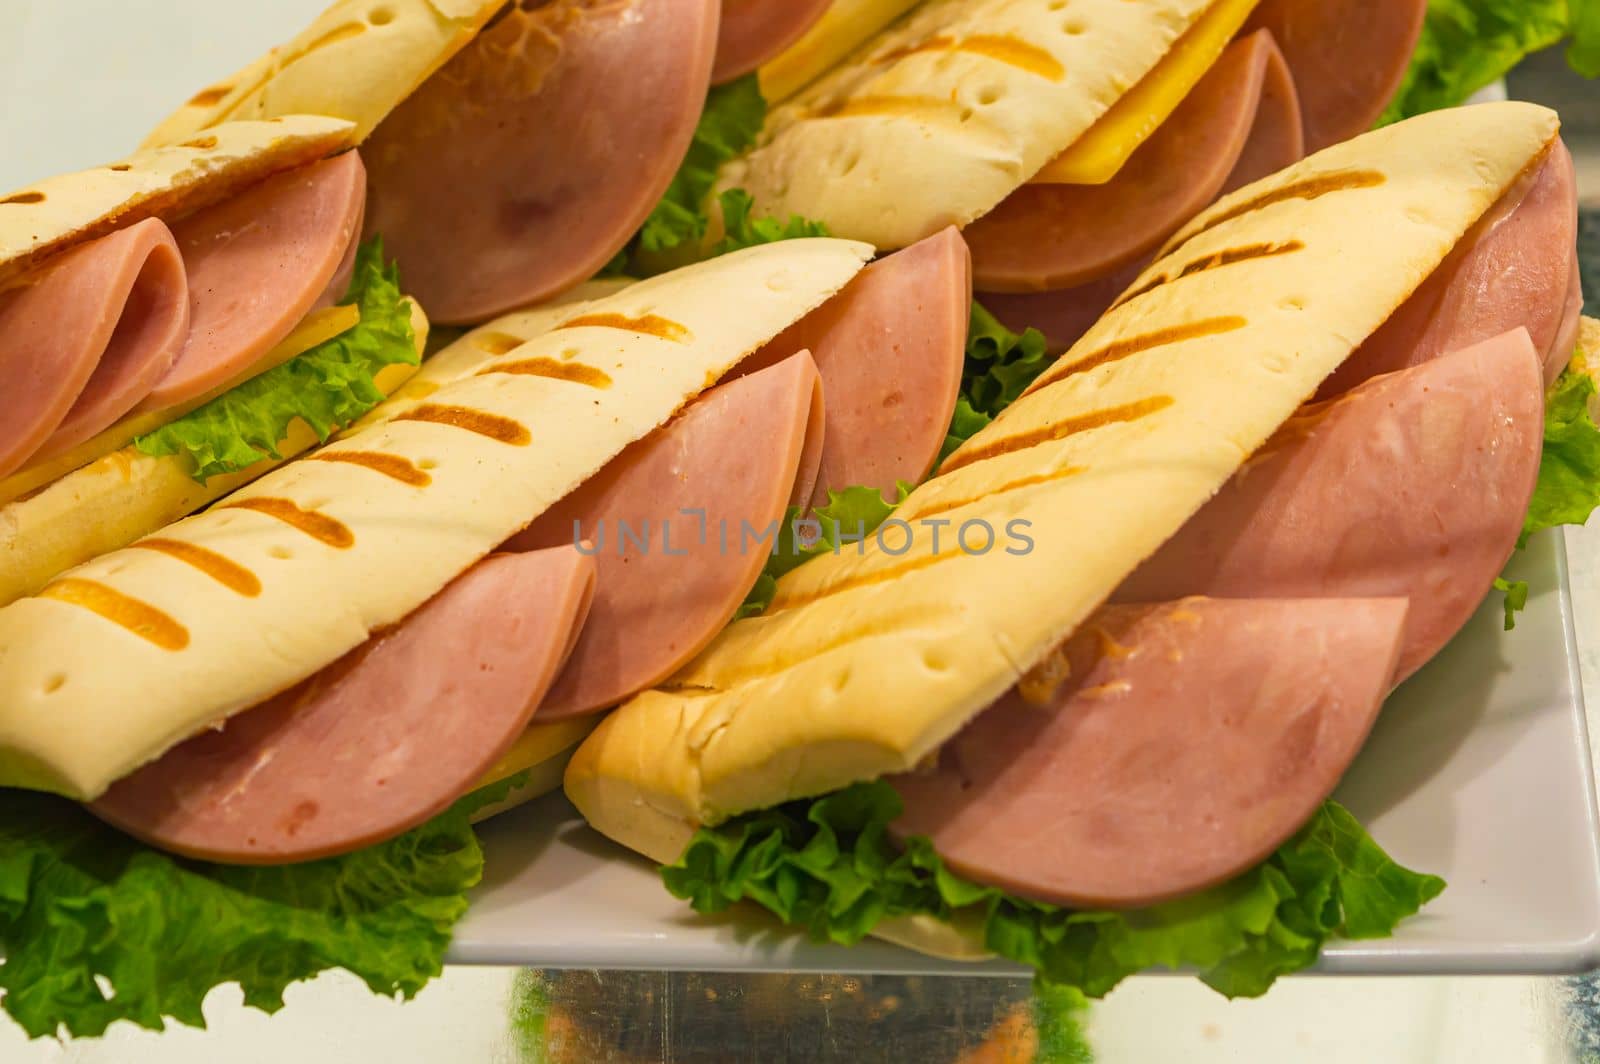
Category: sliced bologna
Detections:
[
  {"x1": 511, "y1": 352, "x2": 824, "y2": 721},
  {"x1": 738, "y1": 228, "x2": 969, "y2": 503},
  {"x1": 1244, "y1": 0, "x2": 1427, "y2": 153},
  {"x1": 143, "y1": 151, "x2": 366, "y2": 412},
  {"x1": 975, "y1": 36, "x2": 1303, "y2": 350},
  {"x1": 890, "y1": 597, "x2": 1407, "y2": 910},
  {"x1": 361, "y1": 0, "x2": 720, "y2": 324},
  {"x1": 1321, "y1": 140, "x2": 1579, "y2": 397},
  {"x1": 1117, "y1": 331, "x2": 1545, "y2": 684},
  {"x1": 714, "y1": 0, "x2": 832, "y2": 84},
  {"x1": 92, "y1": 547, "x2": 597, "y2": 865},
  {"x1": 0, "y1": 220, "x2": 189, "y2": 477},
  {"x1": 968, "y1": 32, "x2": 1295, "y2": 294}
]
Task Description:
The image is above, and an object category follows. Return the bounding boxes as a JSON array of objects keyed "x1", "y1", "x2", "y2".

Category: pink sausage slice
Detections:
[
  {"x1": 92, "y1": 547, "x2": 597, "y2": 865},
  {"x1": 968, "y1": 32, "x2": 1284, "y2": 294},
  {"x1": 1244, "y1": 0, "x2": 1426, "y2": 153},
  {"x1": 1219, "y1": 29, "x2": 1305, "y2": 196},
  {"x1": 1321, "y1": 140, "x2": 1579, "y2": 397},
  {"x1": 890, "y1": 596, "x2": 1408, "y2": 910},
  {"x1": 979, "y1": 265, "x2": 1140, "y2": 356},
  {"x1": 1551, "y1": 247, "x2": 1584, "y2": 371},
  {"x1": 1117, "y1": 331, "x2": 1545, "y2": 684},
  {"x1": 511, "y1": 351, "x2": 823, "y2": 720},
  {"x1": 143, "y1": 152, "x2": 366, "y2": 412},
  {"x1": 739, "y1": 228, "x2": 970, "y2": 504},
  {"x1": 362, "y1": 0, "x2": 720, "y2": 324},
  {"x1": 975, "y1": 41, "x2": 1304, "y2": 353},
  {"x1": 714, "y1": 0, "x2": 831, "y2": 84},
  {"x1": 0, "y1": 220, "x2": 189, "y2": 477}
]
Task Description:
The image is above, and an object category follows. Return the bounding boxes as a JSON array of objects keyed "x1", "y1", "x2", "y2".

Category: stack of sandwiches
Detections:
[{"x1": 0, "y1": 0, "x2": 1595, "y2": 1042}]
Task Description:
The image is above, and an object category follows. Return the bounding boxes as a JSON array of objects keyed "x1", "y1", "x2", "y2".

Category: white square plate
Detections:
[{"x1": 454, "y1": 531, "x2": 1600, "y2": 979}]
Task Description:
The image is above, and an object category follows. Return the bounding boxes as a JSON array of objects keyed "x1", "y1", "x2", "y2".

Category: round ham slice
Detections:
[
  {"x1": 361, "y1": 0, "x2": 720, "y2": 324},
  {"x1": 737, "y1": 228, "x2": 970, "y2": 504},
  {"x1": 1244, "y1": 0, "x2": 1427, "y2": 153},
  {"x1": 1116, "y1": 330, "x2": 1546, "y2": 684},
  {"x1": 968, "y1": 31, "x2": 1289, "y2": 294},
  {"x1": 975, "y1": 36, "x2": 1304, "y2": 351},
  {"x1": 1218, "y1": 28, "x2": 1305, "y2": 196},
  {"x1": 511, "y1": 351, "x2": 824, "y2": 721},
  {"x1": 714, "y1": 0, "x2": 831, "y2": 84},
  {"x1": 1320, "y1": 140, "x2": 1579, "y2": 397},
  {"x1": 142, "y1": 151, "x2": 366, "y2": 412},
  {"x1": 0, "y1": 219, "x2": 189, "y2": 477},
  {"x1": 91, "y1": 547, "x2": 597, "y2": 865},
  {"x1": 890, "y1": 596, "x2": 1408, "y2": 910}
]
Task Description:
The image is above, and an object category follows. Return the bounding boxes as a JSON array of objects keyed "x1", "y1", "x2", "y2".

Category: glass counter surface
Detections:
[{"x1": 1, "y1": 7, "x2": 1598, "y2": 1061}]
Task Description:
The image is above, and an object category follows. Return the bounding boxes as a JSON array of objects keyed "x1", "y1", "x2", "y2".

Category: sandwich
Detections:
[
  {"x1": 0, "y1": 119, "x2": 428, "y2": 609},
  {"x1": 1, "y1": 0, "x2": 1595, "y2": 1043},
  {"x1": 144, "y1": 0, "x2": 724, "y2": 324},
  {"x1": 709, "y1": 0, "x2": 1433, "y2": 352},
  {"x1": 565, "y1": 101, "x2": 1593, "y2": 998},
  {"x1": 0, "y1": 233, "x2": 989, "y2": 1037}
]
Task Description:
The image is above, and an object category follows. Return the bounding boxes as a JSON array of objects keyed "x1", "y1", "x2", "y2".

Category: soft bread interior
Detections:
[
  {"x1": 0, "y1": 117, "x2": 357, "y2": 295},
  {"x1": 719, "y1": 0, "x2": 1217, "y2": 250},
  {"x1": 0, "y1": 239, "x2": 872, "y2": 801},
  {"x1": 568, "y1": 101, "x2": 1564, "y2": 866},
  {"x1": 144, "y1": 0, "x2": 506, "y2": 147}
]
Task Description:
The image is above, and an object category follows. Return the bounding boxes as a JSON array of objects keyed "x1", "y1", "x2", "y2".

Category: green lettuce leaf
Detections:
[
  {"x1": 939, "y1": 303, "x2": 1052, "y2": 462},
  {"x1": 664, "y1": 782, "x2": 1444, "y2": 1000},
  {"x1": 1383, "y1": 0, "x2": 1597, "y2": 124},
  {"x1": 135, "y1": 239, "x2": 418, "y2": 482},
  {"x1": 1575, "y1": 0, "x2": 1600, "y2": 76},
  {"x1": 738, "y1": 484, "x2": 912, "y2": 619},
  {"x1": 1494, "y1": 577, "x2": 1531, "y2": 630},
  {"x1": 1524, "y1": 367, "x2": 1600, "y2": 542},
  {"x1": 712, "y1": 189, "x2": 832, "y2": 257},
  {"x1": 609, "y1": 76, "x2": 768, "y2": 276},
  {"x1": 0, "y1": 775, "x2": 523, "y2": 1041}
]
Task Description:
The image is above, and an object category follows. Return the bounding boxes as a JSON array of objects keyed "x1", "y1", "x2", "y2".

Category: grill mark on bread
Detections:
[
  {"x1": 186, "y1": 84, "x2": 233, "y2": 108},
  {"x1": 471, "y1": 331, "x2": 527, "y2": 356},
  {"x1": 1114, "y1": 243, "x2": 1305, "y2": 309},
  {"x1": 1168, "y1": 170, "x2": 1387, "y2": 253},
  {"x1": 556, "y1": 313, "x2": 690, "y2": 343},
  {"x1": 480, "y1": 357, "x2": 613, "y2": 389},
  {"x1": 1029, "y1": 317, "x2": 1249, "y2": 394},
  {"x1": 813, "y1": 95, "x2": 1006, "y2": 140},
  {"x1": 309, "y1": 451, "x2": 432, "y2": 486},
  {"x1": 902, "y1": 466, "x2": 1087, "y2": 522},
  {"x1": 877, "y1": 34, "x2": 1066, "y2": 81},
  {"x1": 39, "y1": 579, "x2": 190, "y2": 651},
  {"x1": 942, "y1": 397, "x2": 1174, "y2": 474},
  {"x1": 222, "y1": 498, "x2": 355, "y2": 549},
  {"x1": 772, "y1": 552, "x2": 958, "y2": 612},
  {"x1": 131, "y1": 539, "x2": 262, "y2": 597},
  {"x1": 664, "y1": 607, "x2": 951, "y2": 691},
  {"x1": 0, "y1": 192, "x2": 45, "y2": 206},
  {"x1": 395, "y1": 404, "x2": 532, "y2": 446}
]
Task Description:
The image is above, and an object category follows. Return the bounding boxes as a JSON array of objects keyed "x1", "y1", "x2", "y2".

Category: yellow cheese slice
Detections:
[
  {"x1": 480, "y1": 719, "x2": 600, "y2": 789},
  {"x1": 0, "y1": 306, "x2": 359, "y2": 508},
  {"x1": 0, "y1": 302, "x2": 425, "y2": 608},
  {"x1": 759, "y1": 0, "x2": 926, "y2": 105},
  {"x1": 570, "y1": 102, "x2": 1562, "y2": 865},
  {"x1": 1031, "y1": 0, "x2": 1262, "y2": 185},
  {"x1": 0, "y1": 239, "x2": 872, "y2": 800}
]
